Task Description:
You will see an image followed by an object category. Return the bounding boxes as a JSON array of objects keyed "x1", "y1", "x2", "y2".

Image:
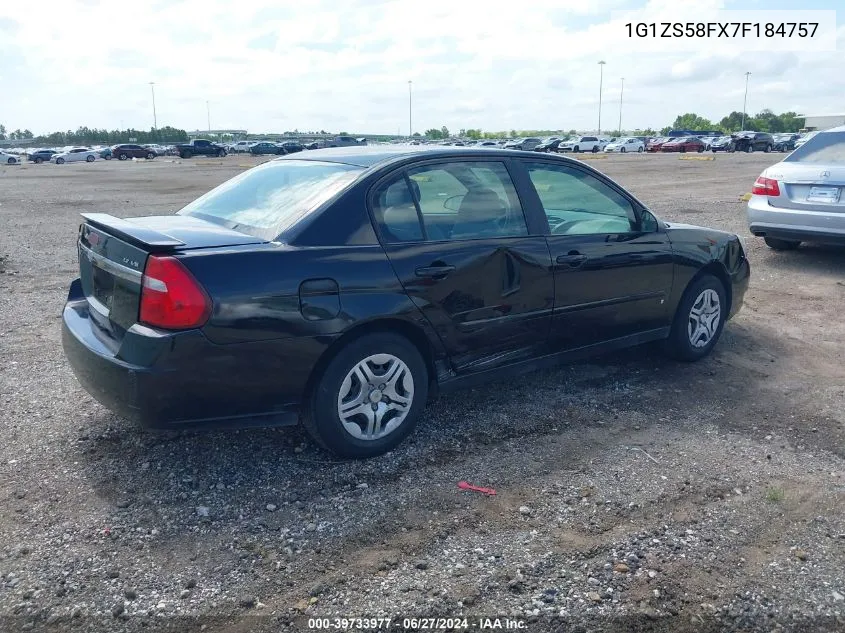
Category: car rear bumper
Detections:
[
  {"x1": 62, "y1": 281, "x2": 333, "y2": 430},
  {"x1": 747, "y1": 196, "x2": 845, "y2": 244}
]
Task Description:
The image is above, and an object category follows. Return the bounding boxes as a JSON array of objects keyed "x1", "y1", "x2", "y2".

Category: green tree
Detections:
[
  {"x1": 465, "y1": 129, "x2": 482, "y2": 140},
  {"x1": 440, "y1": 126, "x2": 450, "y2": 138},
  {"x1": 0, "y1": 124, "x2": 5, "y2": 140},
  {"x1": 668, "y1": 113, "x2": 715, "y2": 131},
  {"x1": 719, "y1": 111, "x2": 745, "y2": 132},
  {"x1": 425, "y1": 128, "x2": 443, "y2": 139}
]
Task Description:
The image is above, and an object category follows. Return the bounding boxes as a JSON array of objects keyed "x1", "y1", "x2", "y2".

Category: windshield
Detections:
[
  {"x1": 178, "y1": 159, "x2": 363, "y2": 239},
  {"x1": 784, "y1": 131, "x2": 845, "y2": 164}
]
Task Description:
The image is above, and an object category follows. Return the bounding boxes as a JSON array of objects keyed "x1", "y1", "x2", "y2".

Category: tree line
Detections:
[
  {"x1": 661, "y1": 110, "x2": 803, "y2": 135},
  {"x1": 0, "y1": 125, "x2": 190, "y2": 145}
]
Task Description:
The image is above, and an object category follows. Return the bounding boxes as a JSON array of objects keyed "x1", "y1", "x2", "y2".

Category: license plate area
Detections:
[
  {"x1": 91, "y1": 263, "x2": 116, "y2": 312},
  {"x1": 806, "y1": 186, "x2": 841, "y2": 204}
]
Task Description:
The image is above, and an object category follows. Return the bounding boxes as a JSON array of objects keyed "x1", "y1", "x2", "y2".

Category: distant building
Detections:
[{"x1": 800, "y1": 114, "x2": 845, "y2": 131}]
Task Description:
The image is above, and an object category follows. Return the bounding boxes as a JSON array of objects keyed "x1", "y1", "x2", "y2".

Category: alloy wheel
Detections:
[
  {"x1": 687, "y1": 289, "x2": 721, "y2": 348},
  {"x1": 337, "y1": 353, "x2": 414, "y2": 441}
]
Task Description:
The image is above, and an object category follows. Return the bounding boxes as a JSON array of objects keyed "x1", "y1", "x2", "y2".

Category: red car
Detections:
[
  {"x1": 647, "y1": 137, "x2": 674, "y2": 152},
  {"x1": 660, "y1": 137, "x2": 706, "y2": 153}
]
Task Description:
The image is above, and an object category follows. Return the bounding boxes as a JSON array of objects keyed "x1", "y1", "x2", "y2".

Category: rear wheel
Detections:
[
  {"x1": 697, "y1": 146, "x2": 704, "y2": 153},
  {"x1": 86, "y1": 155, "x2": 95, "y2": 162},
  {"x1": 746, "y1": 145, "x2": 753, "y2": 153},
  {"x1": 118, "y1": 153, "x2": 128, "y2": 160},
  {"x1": 663, "y1": 274, "x2": 727, "y2": 362},
  {"x1": 35, "y1": 157, "x2": 43, "y2": 164},
  {"x1": 7, "y1": 157, "x2": 15, "y2": 164},
  {"x1": 303, "y1": 333, "x2": 428, "y2": 458},
  {"x1": 573, "y1": 146, "x2": 580, "y2": 153},
  {"x1": 620, "y1": 147, "x2": 626, "y2": 153},
  {"x1": 146, "y1": 152, "x2": 155, "y2": 160},
  {"x1": 638, "y1": 146, "x2": 644, "y2": 153},
  {"x1": 764, "y1": 144, "x2": 772, "y2": 153},
  {"x1": 680, "y1": 146, "x2": 686, "y2": 153},
  {"x1": 181, "y1": 150, "x2": 192, "y2": 159},
  {"x1": 764, "y1": 237, "x2": 800, "y2": 251},
  {"x1": 217, "y1": 149, "x2": 225, "y2": 157}
]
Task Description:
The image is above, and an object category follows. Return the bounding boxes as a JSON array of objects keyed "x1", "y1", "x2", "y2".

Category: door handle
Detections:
[
  {"x1": 556, "y1": 254, "x2": 588, "y2": 268},
  {"x1": 415, "y1": 265, "x2": 456, "y2": 279}
]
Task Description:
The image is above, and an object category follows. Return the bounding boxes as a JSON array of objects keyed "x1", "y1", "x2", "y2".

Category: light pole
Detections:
[
  {"x1": 206, "y1": 100, "x2": 211, "y2": 134},
  {"x1": 741, "y1": 71, "x2": 751, "y2": 130},
  {"x1": 408, "y1": 80, "x2": 413, "y2": 139},
  {"x1": 597, "y1": 61, "x2": 606, "y2": 134},
  {"x1": 149, "y1": 82, "x2": 157, "y2": 130},
  {"x1": 618, "y1": 77, "x2": 624, "y2": 135}
]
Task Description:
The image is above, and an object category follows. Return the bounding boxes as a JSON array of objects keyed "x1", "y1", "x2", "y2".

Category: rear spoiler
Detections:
[{"x1": 81, "y1": 213, "x2": 185, "y2": 251}]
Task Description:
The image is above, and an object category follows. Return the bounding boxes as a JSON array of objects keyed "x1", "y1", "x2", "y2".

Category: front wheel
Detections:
[
  {"x1": 303, "y1": 333, "x2": 428, "y2": 458},
  {"x1": 146, "y1": 152, "x2": 155, "y2": 160},
  {"x1": 638, "y1": 146, "x2": 644, "y2": 153},
  {"x1": 746, "y1": 145, "x2": 753, "y2": 153},
  {"x1": 764, "y1": 237, "x2": 800, "y2": 251},
  {"x1": 573, "y1": 146, "x2": 580, "y2": 153},
  {"x1": 118, "y1": 153, "x2": 128, "y2": 160},
  {"x1": 764, "y1": 144, "x2": 772, "y2": 153},
  {"x1": 663, "y1": 275, "x2": 727, "y2": 362},
  {"x1": 680, "y1": 146, "x2": 686, "y2": 153},
  {"x1": 697, "y1": 146, "x2": 704, "y2": 153},
  {"x1": 591, "y1": 145, "x2": 599, "y2": 153},
  {"x1": 34, "y1": 157, "x2": 43, "y2": 164},
  {"x1": 620, "y1": 147, "x2": 626, "y2": 153},
  {"x1": 56, "y1": 157, "x2": 65, "y2": 164},
  {"x1": 180, "y1": 151, "x2": 191, "y2": 159},
  {"x1": 7, "y1": 157, "x2": 15, "y2": 164},
  {"x1": 217, "y1": 149, "x2": 226, "y2": 157}
]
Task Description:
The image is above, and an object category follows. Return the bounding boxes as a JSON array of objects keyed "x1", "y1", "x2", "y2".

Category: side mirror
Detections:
[{"x1": 639, "y1": 209, "x2": 659, "y2": 232}]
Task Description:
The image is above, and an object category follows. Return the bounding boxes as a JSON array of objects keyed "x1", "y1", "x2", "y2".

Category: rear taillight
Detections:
[
  {"x1": 752, "y1": 176, "x2": 781, "y2": 197},
  {"x1": 139, "y1": 255, "x2": 211, "y2": 329}
]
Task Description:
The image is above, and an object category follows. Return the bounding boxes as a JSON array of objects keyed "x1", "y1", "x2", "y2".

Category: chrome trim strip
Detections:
[
  {"x1": 87, "y1": 295, "x2": 111, "y2": 318},
  {"x1": 79, "y1": 243, "x2": 142, "y2": 284}
]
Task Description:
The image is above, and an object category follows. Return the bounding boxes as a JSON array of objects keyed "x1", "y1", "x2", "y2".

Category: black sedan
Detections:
[
  {"x1": 534, "y1": 139, "x2": 563, "y2": 152},
  {"x1": 278, "y1": 141, "x2": 304, "y2": 154},
  {"x1": 62, "y1": 147, "x2": 750, "y2": 458},
  {"x1": 731, "y1": 132, "x2": 774, "y2": 153},
  {"x1": 772, "y1": 133, "x2": 799, "y2": 152},
  {"x1": 249, "y1": 141, "x2": 283, "y2": 155}
]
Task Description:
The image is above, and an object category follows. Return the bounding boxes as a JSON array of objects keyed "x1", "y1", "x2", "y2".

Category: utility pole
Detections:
[
  {"x1": 149, "y1": 82, "x2": 157, "y2": 129},
  {"x1": 597, "y1": 61, "x2": 606, "y2": 134},
  {"x1": 741, "y1": 72, "x2": 751, "y2": 130},
  {"x1": 618, "y1": 77, "x2": 624, "y2": 135},
  {"x1": 408, "y1": 80, "x2": 413, "y2": 138}
]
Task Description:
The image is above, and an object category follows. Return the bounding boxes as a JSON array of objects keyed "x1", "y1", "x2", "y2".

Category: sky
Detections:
[{"x1": 0, "y1": 0, "x2": 841, "y2": 136}]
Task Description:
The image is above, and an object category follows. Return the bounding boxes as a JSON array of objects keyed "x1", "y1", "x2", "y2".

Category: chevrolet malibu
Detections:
[{"x1": 62, "y1": 147, "x2": 750, "y2": 458}]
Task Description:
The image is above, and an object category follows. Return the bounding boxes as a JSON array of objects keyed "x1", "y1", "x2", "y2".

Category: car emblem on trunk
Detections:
[{"x1": 820, "y1": 170, "x2": 830, "y2": 179}]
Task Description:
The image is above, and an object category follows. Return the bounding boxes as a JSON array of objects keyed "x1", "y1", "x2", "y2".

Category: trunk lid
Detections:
[
  {"x1": 766, "y1": 163, "x2": 845, "y2": 213},
  {"x1": 77, "y1": 214, "x2": 265, "y2": 349}
]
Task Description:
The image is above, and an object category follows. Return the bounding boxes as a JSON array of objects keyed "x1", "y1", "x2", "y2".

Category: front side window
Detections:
[
  {"x1": 373, "y1": 161, "x2": 528, "y2": 243},
  {"x1": 178, "y1": 159, "x2": 363, "y2": 240},
  {"x1": 524, "y1": 162, "x2": 637, "y2": 235}
]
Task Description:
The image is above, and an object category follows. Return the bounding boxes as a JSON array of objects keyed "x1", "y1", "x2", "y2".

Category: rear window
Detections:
[
  {"x1": 784, "y1": 131, "x2": 845, "y2": 164},
  {"x1": 178, "y1": 159, "x2": 363, "y2": 240}
]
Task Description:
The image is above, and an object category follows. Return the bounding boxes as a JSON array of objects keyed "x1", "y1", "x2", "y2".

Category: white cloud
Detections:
[{"x1": 0, "y1": 0, "x2": 842, "y2": 135}]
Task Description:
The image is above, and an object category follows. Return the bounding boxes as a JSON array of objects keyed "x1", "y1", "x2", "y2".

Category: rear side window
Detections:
[
  {"x1": 372, "y1": 161, "x2": 527, "y2": 243},
  {"x1": 785, "y1": 132, "x2": 845, "y2": 164},
  {"x1": 178, "y1": 160, "x2": 363, "y2": 239}
]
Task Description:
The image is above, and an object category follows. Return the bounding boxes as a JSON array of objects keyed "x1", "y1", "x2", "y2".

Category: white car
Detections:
[
  {"x1": 604, "y1": 137, "x2": 645, "y2": 153},
  {"x1": 52, "y1": 147, "x2": 99, "y2": 164},
  {"x1": 793, "y1": 131, "x2": 819, "y2": 149},
  {"x1": 229, "y1": 141, "x2": 256, "y2": 153},
  {"x1": 0, "y1": 150, "x2": 21, "y2": 164},
  {"x1": 557, "y1": 136, "x2": 606, "y2": 153}
]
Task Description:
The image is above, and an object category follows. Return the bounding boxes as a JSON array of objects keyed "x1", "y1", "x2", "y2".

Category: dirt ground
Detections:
[{"x1": 1, "y1": 152, "x2": 844, "y2": 633}]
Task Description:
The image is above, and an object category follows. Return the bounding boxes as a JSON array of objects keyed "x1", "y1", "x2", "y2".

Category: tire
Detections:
[
  {"x1": 638, "y1": 146, "x2": 644, "y2": 153},
  {"x1": 764, "y1": 237, "x2": 800, "y2": 251},
  {"x1": 746, "y1": 145, "x2": 753, "y2": 153},
  {"x1": 7, "y1": 157, "x2": 15, "y2": 165},
  {"x1": 217, "y1": 149, "x2": 225, "y2": 157},
  {"x1": 118, "y1": 153, "x2": 128, "y2": 160},
  {"x1": 697, "y1": 146, "x2": 704, "y2": 153},
  {"x1": 764, "y1": 144, "x2": 772, "y2": 153},
  {"x1": 620, "y1": 147, "x2": 626, "y2": 153},
  {"x1": 680, "y1": 146, "x2": 686, "y2": 153},
  {"x1": 303, "y1": 332, "x2": 428, "y2": 458},
  {"x1": 181, "y1": 150, "x2": 192, "y2": 159},
  {"x1": 573, "y1": 146, "x2": 580, "y2": 153},
  {"x1": 591, "y1": 145, "x2": 599, "y2": 153},
  {"x1": 104, "y1": 154, "x2": 112, "y2": 160},
  {"x1": 56, "y1": 157, "x2": 65, "y2": 164},
  {"x1": 146, "y1": 152, "x2": 155, "y2": 160},
  {"x1": 663, "y1": 274, "x2": 727, "y2": 362},
  {"x1": 86, "y1": 155, "x2": 95, "y2": 162},
  {"x1": 35, "y1": 157, "x2": 43, "y2": 164}
]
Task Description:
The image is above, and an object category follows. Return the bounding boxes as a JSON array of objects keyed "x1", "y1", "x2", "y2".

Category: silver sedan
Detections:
[{"x1": 747, "y1": 126, "x2": 845, "y2": 250}]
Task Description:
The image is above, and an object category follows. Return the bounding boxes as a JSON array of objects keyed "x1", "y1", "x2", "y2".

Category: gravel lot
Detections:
[{"x1": 1, "y1": 152, "x2": 844, "y2": 633}]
